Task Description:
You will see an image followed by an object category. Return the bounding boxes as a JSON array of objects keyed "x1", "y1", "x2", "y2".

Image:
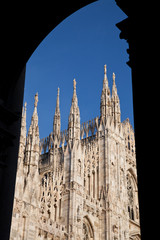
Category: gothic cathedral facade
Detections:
[{"x1": 10, "y1": 65, "x2": 141, "y2": 240}]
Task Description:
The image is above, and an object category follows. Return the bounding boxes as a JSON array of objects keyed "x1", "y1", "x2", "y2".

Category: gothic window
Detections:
[
  {"x1": 83, "y1": 217, "x2": 94, "y2": 240},
  {"x1": 83, "y1": 223, "x2": 89, "y2": 240},
  {"x1": 127, "y1": 171, "x2": 139, "y2": 222},
  {"x1": 127, "y1": 176, "x2": 134, "y2": 206}
]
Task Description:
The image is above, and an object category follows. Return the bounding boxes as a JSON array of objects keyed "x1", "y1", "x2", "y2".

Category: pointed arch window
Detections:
[
  {"x1": 127, "y1": 171, "x2": 139, "y2": 222},
  {"x1": 83, "y1": 217, "x2": 94, "y2": 240}
]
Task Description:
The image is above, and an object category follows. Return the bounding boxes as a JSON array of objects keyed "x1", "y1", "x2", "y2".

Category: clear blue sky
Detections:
[{"x1": 24, "y1": 0, "x2": 134, "y2": 139}]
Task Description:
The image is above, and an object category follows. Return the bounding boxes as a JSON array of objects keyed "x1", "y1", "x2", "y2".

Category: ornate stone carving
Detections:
[{"x1": 10, "y1": 65, "x2": 140, "y2": 240}]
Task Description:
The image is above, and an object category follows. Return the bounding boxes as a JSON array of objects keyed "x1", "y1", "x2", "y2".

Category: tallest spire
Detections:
[{"x1": 100, "y1": 64, "x2": 111, "y2": 120}]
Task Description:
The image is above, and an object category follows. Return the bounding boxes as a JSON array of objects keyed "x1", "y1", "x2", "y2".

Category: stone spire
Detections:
[
  {"x1": 32, "y1": 92, "x2": 38, "y2": 126},
  {"x1": 53, "y1": 88, "x2": 61, "y2": 137},
  {"x1": 68, "y1": 79, "x2": 80, "y2": 142},
  {"x1": 100, "y1": 65, "x2": 111, "y2": 120},
  {"x1": 111, "y1": 73, "x2": 121, "y2": 124},
  {"x1": 23, "y1": 93, "x2": 40, "y2": 205},
  {"x1": 25, "y1": 93, "x2": 40, "y2": 168}
]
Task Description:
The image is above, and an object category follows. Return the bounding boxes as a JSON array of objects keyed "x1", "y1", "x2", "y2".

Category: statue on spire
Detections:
[
  {"x1": 34, "y1": 92, "x2": 38, "y2": 107},
  {"x1": 73, "y1": 78, "x2": 76, "y2": 90},
  {"x1": 57, "y1": 87, "x2": 60, "y2": 96},
  {"x1": 104, "y1": 64, "x2": 107, "y2": 75},
  {"x1": 113, "y1": 72, "x2": 116, "y2": 84}
]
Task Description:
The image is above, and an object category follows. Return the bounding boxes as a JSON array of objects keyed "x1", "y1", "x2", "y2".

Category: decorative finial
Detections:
[
  {"x1": 104, "y1": 64, "x2": 107, "y2": 74},
  {"x1": 73, "y1": 78, "x2": 76, "y2": 90},
  {"x1": 113, "y1": 72, "x2": 115, "y2": 84},
  {"x1": 34, "y1": 92, "x2": 38, "y2": 107},
  {"x1": 57, "y1": 87, "x2": 60, "y2": 96},
  {"x1": 104, "y1": 64, "x2": 108, "y2": 82}
]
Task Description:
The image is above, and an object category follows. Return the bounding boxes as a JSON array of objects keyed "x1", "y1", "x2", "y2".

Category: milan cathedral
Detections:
[{"x1": 10, "y1": 65, "x2": 141, "y2": 240}]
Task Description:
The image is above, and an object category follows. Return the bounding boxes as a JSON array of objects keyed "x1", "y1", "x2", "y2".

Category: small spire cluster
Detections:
[{"x1": 100, "y1": 64, "x2": 121, "y2": 125}]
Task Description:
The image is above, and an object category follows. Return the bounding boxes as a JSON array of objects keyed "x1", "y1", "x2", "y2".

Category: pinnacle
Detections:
[
  {"x1": 103, "y1": 64, "x2": 109, "y2": 90},
  {"x1": 55, "y1": 87, "x2": 60, "y2": 112},
  {"x1": 113, "y1": 72, "x2": 116, "y2": 84}
]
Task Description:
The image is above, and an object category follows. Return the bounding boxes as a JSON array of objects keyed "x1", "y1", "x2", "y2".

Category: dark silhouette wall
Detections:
[{"x1": 116, "y1": 1, "x2": 156, "y2": 239}]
